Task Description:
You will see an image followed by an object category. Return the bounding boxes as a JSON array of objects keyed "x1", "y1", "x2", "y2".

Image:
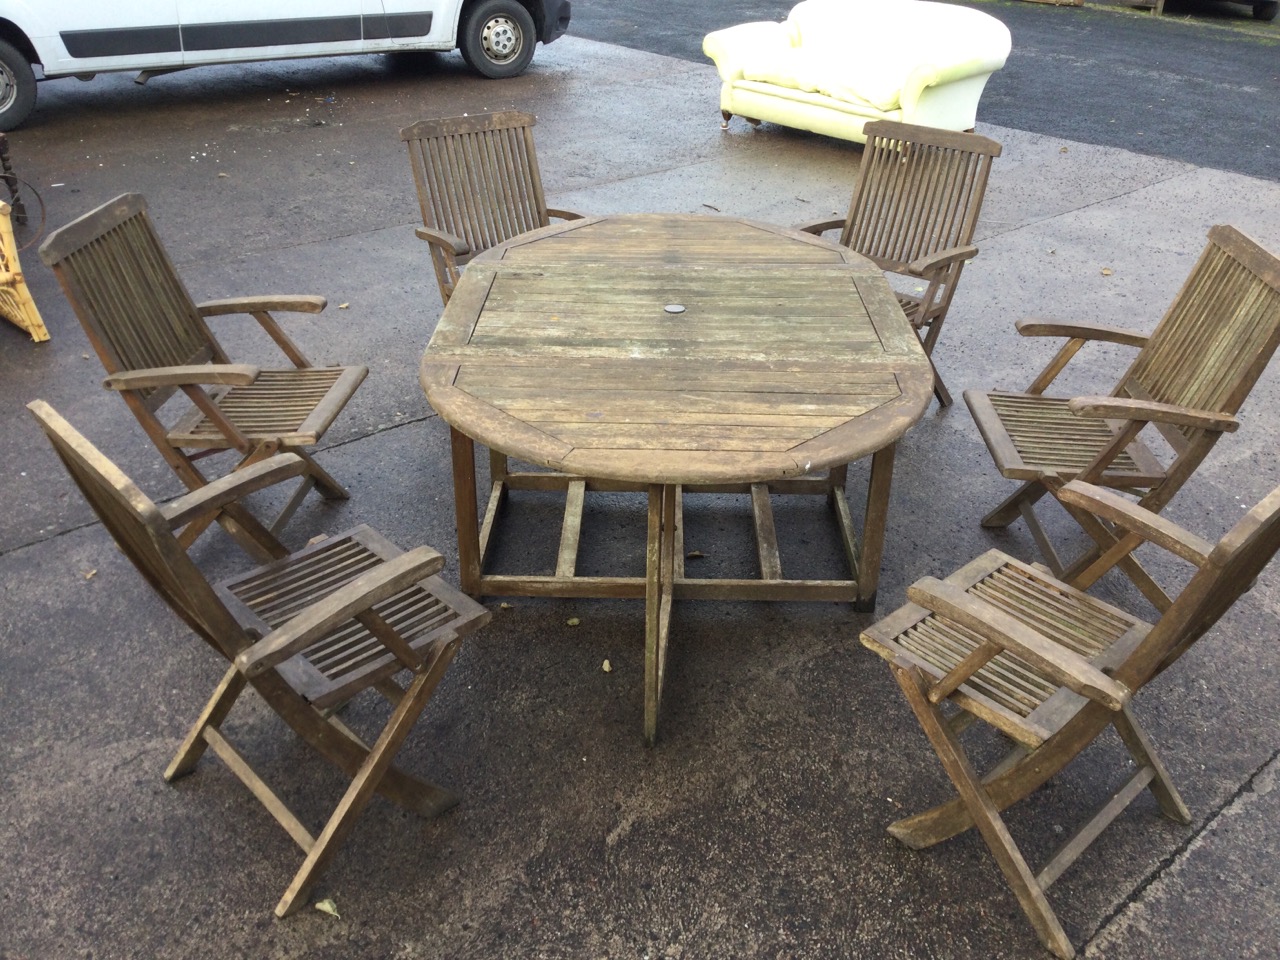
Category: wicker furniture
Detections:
[{"x1": 0, "y1": 199, "x2": 46, "y2": 342}]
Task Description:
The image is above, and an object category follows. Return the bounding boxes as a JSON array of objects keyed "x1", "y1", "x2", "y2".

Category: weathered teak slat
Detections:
[
  {"x1": 0, "y1": 200, "x2": 48, "y2": 342},
  {"x1": 965, "y1": 225, "x2": 1280, "y2": 609},
  {"x1": 798, "y1": 121, "x2": 1002, "y2": 407},
  {"x1": 421, "y1": 213, "x2": 933, "y2": 743},
  {"x1": 860, "y1": 477, "x2": 1280, "y2": 958},
  {"x1": 28, "y1": 400, "x2": 491, "y2": 918},
  {"x1": 37, "y1": 193, "x2": 368, "y2": 560},
  {"x1": 400, "y1": 111, "x2": 584, "y2": 306}
]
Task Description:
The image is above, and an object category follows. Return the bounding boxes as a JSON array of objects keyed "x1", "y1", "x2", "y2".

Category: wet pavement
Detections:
[{"x1": 2, "y1": 7, "x2": 1279, "y2": 959}]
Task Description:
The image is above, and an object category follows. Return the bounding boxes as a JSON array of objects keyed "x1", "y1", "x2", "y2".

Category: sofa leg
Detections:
[{"x1": 721, "y1": 110, "x2": 732, "y2": 129}]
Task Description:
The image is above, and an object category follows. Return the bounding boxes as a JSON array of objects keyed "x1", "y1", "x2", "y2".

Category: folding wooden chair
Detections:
[
  {"x1": 966, "y1": 225, "x2": 1280, "y2": 611},
  {"x1": 28, "y1": 399, "x2": 490, "y2": 917},
  {"x1": 400, "y1": 110, "x2": 583, "y2": 306},
  {"x1": 401, "y1": 110, "x2": 584, "y2": 488},
  {"x1": 38, "y1": 193, "x2": 368, "y2": 561},
  {"x1": 799, "y1": 120, "x2": 1002, "y2": 406},
  {"x1": 861, "y1": 477, "x2": 1280, "y2": 958},
  {"x1": 0, "y1": 199, "x2": 47, "y2": 341}
]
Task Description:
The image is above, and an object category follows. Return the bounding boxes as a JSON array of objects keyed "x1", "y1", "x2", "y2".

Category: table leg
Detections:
[
  {"x1": 644, "y1": 483, "x2": 677, "y2": 747},
  {"x1": 855, "y1": 442, "x2": 898, "y2": 613},
  {"x1": 449, "y1": 428, "x2": 482, "y2": 595}
]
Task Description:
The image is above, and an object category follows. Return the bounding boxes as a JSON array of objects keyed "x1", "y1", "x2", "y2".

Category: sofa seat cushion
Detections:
[
  {"x1": 741, "y1": 46, "x2": 915, "y2": 111},
  {"x1": 733, "y1": 80, "x2": 904, "y2": 121}
]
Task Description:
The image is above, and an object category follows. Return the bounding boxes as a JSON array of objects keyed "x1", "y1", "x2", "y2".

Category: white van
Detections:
[{"x1": 0, "y1": 0, "x2": 571, "y2": 130}]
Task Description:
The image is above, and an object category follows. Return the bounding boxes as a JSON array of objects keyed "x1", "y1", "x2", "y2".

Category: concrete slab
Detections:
[{"x1": 2, "y1": 35, "x2": 1278, "y2": 960}]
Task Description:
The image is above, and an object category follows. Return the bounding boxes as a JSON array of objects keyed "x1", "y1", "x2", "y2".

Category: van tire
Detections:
[
  {"x1": 0, "y1": 40, "x2": 36, "y2": 131},
  {"x1": 460, "y1": 0, "x2": 536, "y2": 78}
]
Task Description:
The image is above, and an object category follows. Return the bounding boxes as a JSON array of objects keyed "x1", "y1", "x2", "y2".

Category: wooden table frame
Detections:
[{"x1": 423, "y1": 214, "x2": 932, "y2": 744}]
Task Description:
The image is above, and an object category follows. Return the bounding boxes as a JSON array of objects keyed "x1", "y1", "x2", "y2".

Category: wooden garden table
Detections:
[{"x1": 420, "y1": 213, "x2": 933, "y2": 744}]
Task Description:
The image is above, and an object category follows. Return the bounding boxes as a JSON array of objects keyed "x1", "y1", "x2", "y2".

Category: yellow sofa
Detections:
[{"x1": 702, "y1": 0, "x2": 1012, "y2": 144}]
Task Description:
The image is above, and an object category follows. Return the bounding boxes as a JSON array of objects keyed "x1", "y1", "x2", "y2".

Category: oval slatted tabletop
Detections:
[{"x1": 420, "y1": 213, "x2": 934, "y2": 743}]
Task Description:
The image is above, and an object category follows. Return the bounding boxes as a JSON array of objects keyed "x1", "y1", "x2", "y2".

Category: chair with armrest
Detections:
[
  {"x1": 799, "y1": 120, "x2": 1002, "y2": 406},
  {"x1": 965, "y1": 225, "x2": 1280, "y2": 611},
  {"x1": 860, "y1": 477, "x2": 1280, "y2": 958},
  {"x1": 401, "y1": 110, "x2": 585, "y2": 490},
  {"x1": 38, "y1": 193, "x2": 368, "y2": 561},
  {"x1": 400, "y1": 110, "x2": 583, "y2": 307},
  {"x1": 28, "y1": 399, "x2": 491, "y2": 917}
]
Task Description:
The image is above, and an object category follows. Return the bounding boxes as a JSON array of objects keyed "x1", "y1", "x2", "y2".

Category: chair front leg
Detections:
[
  {"x1": 273, "y1": 638, "x2": 460, "y2": 917},
  {"x1": 165, "y1": 665, "x2": 247, "y2": 781},
  {"x1": 889, "y1": 659, "x2": 1076, "y2": 959},
  {"x1": 981, "y1": 479, "x2": 1049, "y2": 529}
]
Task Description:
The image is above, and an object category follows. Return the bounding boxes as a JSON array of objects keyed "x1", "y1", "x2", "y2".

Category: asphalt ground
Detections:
[
  {"x1": 2, "y1": 8, "x2": 1280, "y2": 960},
  {"x1": 570, "y1": 0, "x2": 1280, "y2": 181}
]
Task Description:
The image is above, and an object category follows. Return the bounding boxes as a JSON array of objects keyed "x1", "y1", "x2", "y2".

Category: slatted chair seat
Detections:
[
  {"x1": 38, "y1": 193, "x2": 367, "y2": 561},
  {"x1": 969, "y1": 393, "x2": 1165, "y2": 484},
  {"x1": 28, "y1": 400, "x2": 491, "y2": 918},
  {"x1": 860, "y1": 478, "x2": 1280, "y2": 959},
  {"x1": 863, "y1": 550, "x2": 1148, "y2": 749},
  {"x1": 966, "y1": 225, "x2": 1280, "y2": 610},
  {"x1": 218, "y1": 526, "x2": 482, "y2": 710},
  {"x1": 168, "y1": 366, "x2": 365, "y2": 448},
  {"x1": 800, "y1": 121, "x2": 1002, "y2": 407}
]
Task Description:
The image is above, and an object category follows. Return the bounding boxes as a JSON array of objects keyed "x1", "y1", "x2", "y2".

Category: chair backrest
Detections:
[
  {"x1": 1116, "y1": 480, "x2": 1280, "y2": 691},
  {"x1": 27, "y1": 400, "x2": 250, "y2": 662},
  {"x1": 38, "y1": 193, "x2": 222, "y2": 410},
  {"x1": 841, "y1": 120, "x2": 1002, "y2": 273},
  {"x1": 1120, "y1": 225, "x2": 1280, "y2": 458},
  {"x1": 399, "y1": 111, "x2": 551, "y2": 257}
]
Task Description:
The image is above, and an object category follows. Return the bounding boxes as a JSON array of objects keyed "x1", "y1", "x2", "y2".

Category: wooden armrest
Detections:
[
  {"x1": 235, "y1": 546, "x2": 447, "y2": 676},
  {"x1": 907, "y1": 244, "x2": 978, "y2": 278},
  {"x1": 794, "y1": 217, "x2": 846, "y2": 237},
  {"x1": 414, "y1": 226, "x2": 469, "y2": 256},
  {"x1": 1057, "y1": 480, "x2": 1214, "y2": 566},
  {"x1": 1015, "y1": 319, "x2": 1150, "y2": 347},
  {"x1": 546, "y1": 208, "x2": 585, "y2": 222},
  {"x1": 1066, "y1": 396, "x2": 1240, "y2": 433},
  {"x1": 161, "y1": 454, "x2": 307, "y2": 529},
  {"x1": 1017, "y1": 320, "x2": 1150, "y2": 394},
  {"x1": 906, "y1": 577, "x2": 1132, "y2": 711},
  {"x1": 200, "y1": 297, "x2": 323, "y2": 369},
  {"x1": 197, "y1": 296, "x2": 326, "y2": 317},
  {"x1": 104, "y1": 364, "x2": 259, "y2": 391}
]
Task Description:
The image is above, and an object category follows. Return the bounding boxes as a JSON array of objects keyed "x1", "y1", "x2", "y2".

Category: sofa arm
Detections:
[
  {"x1": 900, "y1": 53, "x2": 1010, "y2": 115},
  {"x1": 702, "y1": 21, "x2": 796, "y2": 83}
]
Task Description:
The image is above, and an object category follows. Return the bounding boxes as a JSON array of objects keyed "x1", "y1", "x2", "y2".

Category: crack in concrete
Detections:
[{"x1": 1082, "y1": 744, "x2": 1280, "y2": 951}]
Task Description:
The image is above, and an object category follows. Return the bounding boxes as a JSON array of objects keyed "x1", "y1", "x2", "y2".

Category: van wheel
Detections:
[
  {"x1": 1255, "y1": 1, "x2": 1278, "y2": 21},
  {"x1": 0, "y1": 40, "x2": 36, "y2": 131},
  {"x1": 460, "y1": 0, "x2": 536, "y2": 79}
]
